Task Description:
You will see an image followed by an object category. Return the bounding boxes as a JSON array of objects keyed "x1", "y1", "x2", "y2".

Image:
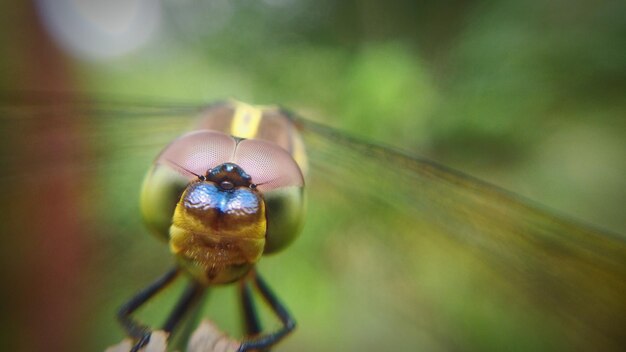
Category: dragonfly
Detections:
[{"x1": 1, "y1": 91, "x2": 625, "y2": 352}]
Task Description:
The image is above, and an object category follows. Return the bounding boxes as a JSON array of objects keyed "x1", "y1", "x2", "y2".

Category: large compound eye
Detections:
[
  {"x1": 154, "y1": 130, "x2": 304, "y2": 192},
  {"x1": 155, "y1": 131, "x2": 236, "y2": 180},
  {"x1": 232, "y1": 139, "x2": 304, "y2": 191}
]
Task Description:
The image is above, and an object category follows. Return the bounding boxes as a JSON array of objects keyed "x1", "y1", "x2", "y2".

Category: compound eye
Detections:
[
  {"x1": 153, "y1": 130, "x2": 304, "y2": 193},
  {"x1": 155, "y1": 131, "x2": 237, "y2": 180},
  {"x1": 233, "y1": 139, "x2": 304, "y2": 192}
]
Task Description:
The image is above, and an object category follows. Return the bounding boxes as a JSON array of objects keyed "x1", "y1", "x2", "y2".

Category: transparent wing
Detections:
[
  {"x1": 286, "y1": 115, "x2": 626, "y2": 351},
  {"x1": 0, "y1": 94, "x2": 206, "y2": 351}
]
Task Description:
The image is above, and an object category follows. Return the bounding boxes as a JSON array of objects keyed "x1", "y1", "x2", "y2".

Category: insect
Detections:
[
  {"x1": 2, "y1": 93, "x2": 625, "y2": 352},
  {"x1": 3, "y1": 0, "x2": 625, "y2": 351},
  {"x1": 122, "y1": 101, "x2": 306, "y2": 351}
]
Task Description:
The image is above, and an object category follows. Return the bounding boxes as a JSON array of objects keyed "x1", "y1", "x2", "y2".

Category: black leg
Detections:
[
  {"x1": 118, "y1": 267, "x2": 180, "y2": 338},
  {"x1": 168, "y1": 288, "x2": 211, "y2": 351},
  {"x1": 237, "y1": 272, "x2": 296, "y2": 352},
  {"x1": 239, "y1": 280, "x2": 262, "y2": 337},
  {"x1": 162, "y1": 281, "x2": 206, "y2": 334}
]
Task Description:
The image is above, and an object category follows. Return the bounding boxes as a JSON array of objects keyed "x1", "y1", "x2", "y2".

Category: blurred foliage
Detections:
[{"x1": 1, "y1": 0, "x2": 625, "y2": 351}]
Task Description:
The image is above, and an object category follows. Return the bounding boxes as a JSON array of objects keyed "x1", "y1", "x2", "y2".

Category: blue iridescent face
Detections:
[{"x1": 184, "y1": 165, "x2": 261, "y2": 223}]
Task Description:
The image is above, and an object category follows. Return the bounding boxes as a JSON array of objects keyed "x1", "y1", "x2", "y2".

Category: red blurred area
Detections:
[{"x1": 0, "y1": 1, "x2": 88, "y2": 350}]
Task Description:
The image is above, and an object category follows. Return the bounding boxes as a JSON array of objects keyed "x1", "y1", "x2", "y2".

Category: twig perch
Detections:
[{"x1": 105, "y1": 320, "x2": 241, "y2": 352}]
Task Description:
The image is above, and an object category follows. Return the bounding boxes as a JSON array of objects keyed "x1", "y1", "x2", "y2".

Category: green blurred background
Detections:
[{"x1": 0, "y1": 0, "x2": 624, "y2": 351}]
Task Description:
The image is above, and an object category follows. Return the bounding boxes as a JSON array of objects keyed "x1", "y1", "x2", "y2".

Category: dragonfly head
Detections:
[{"x1": 139, "y1": 104, "x2": 307, "y2": 284}]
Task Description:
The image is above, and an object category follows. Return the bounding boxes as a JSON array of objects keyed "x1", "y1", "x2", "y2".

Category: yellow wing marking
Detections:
[{"x1": 231, "y1": 102, "x2": 263, "y2": 139}]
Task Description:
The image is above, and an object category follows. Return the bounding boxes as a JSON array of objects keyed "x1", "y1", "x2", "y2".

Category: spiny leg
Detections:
[
  {"x1": 239, "y1": 279, "x2": 262, "y2": 338},
  {"x1": 118, "y1": 267, "x2": 180, "y2": 341},
  {"x1": 128, "y1": 275, "x2": 206, "y2": 352},
  {"x1": 132, "y1": 281, "x2": 207, "y2": 352},
  {"x1": 237, "y1": 272, "x2": 296, "y2": 352},
  {"x1": 162, "y1": 281, "x2": 206, "y2": 334},
  {"x1": 168, "y1": 288, "x2": 211, "y2": 351}
]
